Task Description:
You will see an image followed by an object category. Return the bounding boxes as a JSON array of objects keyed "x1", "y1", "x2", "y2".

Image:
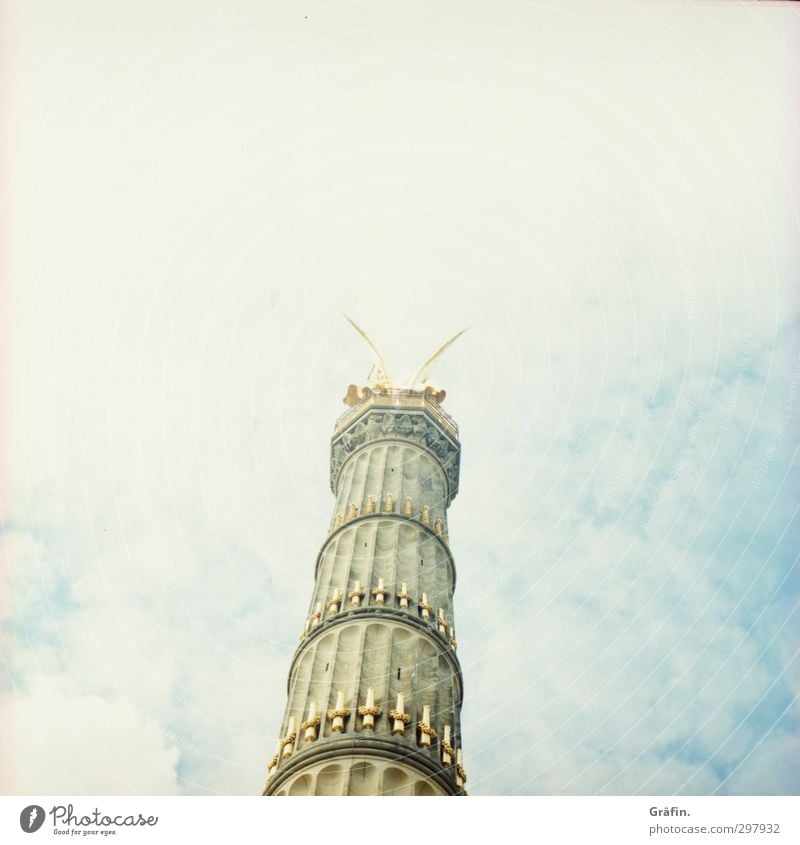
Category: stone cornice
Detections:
[
  {"x1": 334, "y1": 389, "x2": 459, "y2": 438},
  {"x1": 330, "y1": 407, "x2": 461, "y2": 503},
  {"x1": 263, "y1": 734, "x2": 465, "y2": 796}
]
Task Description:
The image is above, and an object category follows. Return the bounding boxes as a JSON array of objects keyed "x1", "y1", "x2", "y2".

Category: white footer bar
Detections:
[{"x1": 2, "y1": 796, "x2": 797, "y2": 844}]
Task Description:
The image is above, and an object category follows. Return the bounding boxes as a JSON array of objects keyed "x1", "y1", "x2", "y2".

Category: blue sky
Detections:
[{"x1": 1, "y1": 0, "x2": 798, "y2": 795}]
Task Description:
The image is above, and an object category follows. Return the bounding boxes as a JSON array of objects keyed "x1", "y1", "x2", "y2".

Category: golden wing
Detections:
[
  {"x1": 343, "y1": 314, "x2": 393, "y2": 388},
  {"x1": 411, "y1": 328, "x2": 469, "y2": 389}
]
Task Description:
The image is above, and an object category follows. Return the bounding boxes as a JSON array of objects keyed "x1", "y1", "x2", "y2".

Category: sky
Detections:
[{"x1": 1, "y1": 0, "x2": 798, "y2": 795}]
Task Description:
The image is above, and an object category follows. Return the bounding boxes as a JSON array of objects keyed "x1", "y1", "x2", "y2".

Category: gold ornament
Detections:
[
  {"x1": 326, "y1": 588, "x2": 342, "y2": 615},
  {"x1": 417, "y1": 704, "x2": 435, "y2": 747},
  {"x1": 456, "y1": 748, "x2": 467, "y2": 786},
  {"x1": 348, "y1": 580, "x2": 365, "y2": 606},
  {"x1": 396, "y1": 582, "x2": 413, "y2": 609},
  {"x1": 328, "y1": 691, "x2": 351, "y2": 732},
  {"x1": 301, "y1": 702, "x2": 320, "y2": 741},
  {"x1": 383, "y1": 493, "x2": 394, "y2": 513},
  {"x1": 266, "y1": 737, "x2": 282, "y2": 781},
  {"x1": 390, "y1": 693, "x2": 411, "y2": 734},
  {"x1": 358, "y1": 687, "x2": 381, "y2": 729},
  {"x1": 403, "y1": 496, "x2": 412, "y2": 516},
  {"x1": 281, "y1": 718, "x2": 297, "y2": 758},
  {"x1": 441, "y1": 726, "x2": 454, "y2": 765},
  {"x1": 418, "y1": 593, "x2": 432, "y2": 621},
  {"x1": 372, "y1": 578, "x2": 389, "y2": 604},
  {"x1": 343, "y1": 383, "x2": 372, "y2": 406}
]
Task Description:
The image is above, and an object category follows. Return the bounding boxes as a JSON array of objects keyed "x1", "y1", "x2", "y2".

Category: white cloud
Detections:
[{"x1": 0, "y1": 682, "x2": 180, "y2": 795}]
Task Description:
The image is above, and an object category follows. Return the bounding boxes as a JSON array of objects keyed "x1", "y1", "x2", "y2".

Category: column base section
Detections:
[{"x1": 263, "y1": 736, "x2": 464, "y2": 796}]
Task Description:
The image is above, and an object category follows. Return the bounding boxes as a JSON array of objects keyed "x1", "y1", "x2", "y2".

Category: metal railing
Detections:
[{"x1": 334, "y1": 387, "x2": 459, "y2": 438}]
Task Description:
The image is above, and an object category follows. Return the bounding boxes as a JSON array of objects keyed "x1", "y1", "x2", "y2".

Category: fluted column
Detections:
[{"x1": 264, "y1": 392, "x2": 465, "y2": 796}]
